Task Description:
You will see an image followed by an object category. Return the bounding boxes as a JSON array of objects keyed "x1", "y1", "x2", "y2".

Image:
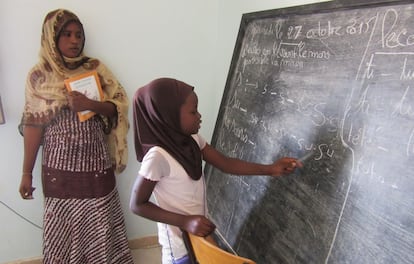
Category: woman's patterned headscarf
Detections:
[
  {"x1": 20, "y1": 9, "x2": 129, "y2": 174},
  {"x1": 133, "y1": 78, "x2": 202, "y2": 180}
]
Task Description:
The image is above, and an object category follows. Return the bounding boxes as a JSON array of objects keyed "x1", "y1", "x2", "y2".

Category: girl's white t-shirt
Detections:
[{"x1": 138, "y1": 134, "x2": 207, "y2": 264}]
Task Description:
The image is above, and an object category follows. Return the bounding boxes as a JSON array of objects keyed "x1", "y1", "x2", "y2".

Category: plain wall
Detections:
[{"x1": 0, "y1": 0, "x2": 325, "y2": 262}]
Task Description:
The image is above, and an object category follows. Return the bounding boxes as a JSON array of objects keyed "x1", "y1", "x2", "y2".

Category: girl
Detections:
[
  {"x1": 130, "y1": 78, "x2": 301, "y2": 264},
  {"x1": 19, "y1": 9, "x2": 133, "y2": 263}
]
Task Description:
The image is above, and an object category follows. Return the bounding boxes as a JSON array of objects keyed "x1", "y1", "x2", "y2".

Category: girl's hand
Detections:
[
  {"x1": 181, "y1": 215, "x2": 216, "y2": 237},
  {"x1": 67, "y1": 90, "x2": 91, "y2": 112},
  {"x1": 271, "y1": 157, "x2": 303, "y2": 176},
  {"x1": 19, "y1": 173, "x2": 36, "y2": 199}
]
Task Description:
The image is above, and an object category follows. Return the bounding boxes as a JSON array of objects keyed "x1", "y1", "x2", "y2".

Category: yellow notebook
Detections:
[{"x1": 64, "y1": 71, "x2": 104, "y2": 122}]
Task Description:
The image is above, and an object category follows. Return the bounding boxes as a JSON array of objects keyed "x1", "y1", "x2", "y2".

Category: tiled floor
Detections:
[
  {"x1": 129, "y1": 235, "x2": 162, "y2": 264},
  {"x1": 4, "y1": 236, "x2": 162, "y2": 264},
  {"x1": 131, "y1": 245, "x2": 162, "y2": 264}
]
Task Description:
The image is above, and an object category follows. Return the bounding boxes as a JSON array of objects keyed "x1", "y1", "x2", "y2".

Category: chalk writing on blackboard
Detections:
[{"x1": 205, "y1": 1, "x2": 414, "y2": 264}]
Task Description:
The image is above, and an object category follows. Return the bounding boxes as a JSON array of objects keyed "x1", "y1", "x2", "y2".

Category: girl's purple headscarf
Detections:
[{"x1": 133, "y1": 78, "x2": 202, "y2": 180}]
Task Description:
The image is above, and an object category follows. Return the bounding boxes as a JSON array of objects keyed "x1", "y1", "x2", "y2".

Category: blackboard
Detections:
[{"x1": 204, "y1": 1, "x2": 414, "y2": 263}]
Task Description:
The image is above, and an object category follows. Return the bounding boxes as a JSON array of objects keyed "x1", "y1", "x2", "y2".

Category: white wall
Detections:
[{"x1": 0, "y1": 0, "x2": 326, "y2": 262}]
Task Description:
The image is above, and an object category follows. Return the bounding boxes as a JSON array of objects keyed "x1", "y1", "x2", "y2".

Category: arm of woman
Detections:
[
  {"x1": 67, "y1": 90, "x2": 117, "y2": 118},
  {"x1": 201, "y1": 143, "x2": 302, "y2": 176},
  {"x1": 130, "y1": 176, "x2": 215, "y2": 236},
  {"x1": 19, "y1": 125, "x2": 43, "y2": 199}
]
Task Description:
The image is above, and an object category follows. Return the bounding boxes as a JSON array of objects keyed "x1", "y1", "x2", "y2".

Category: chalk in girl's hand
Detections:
[{"x1": 298, "y1": 151, "x2": 313, "y2": 162}]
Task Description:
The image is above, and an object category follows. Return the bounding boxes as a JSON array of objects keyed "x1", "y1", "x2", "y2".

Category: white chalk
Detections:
[{"x1": 298, "y1": 151, "x2": 314, "y2": 162}]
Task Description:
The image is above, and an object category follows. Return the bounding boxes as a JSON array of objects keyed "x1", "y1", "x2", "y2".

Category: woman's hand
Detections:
[
  {"x1": 19, "y1": 173, "x2": 35, "y2": 199},
  {"x1": 181, "y1": 215, "x2": 216, "y2": 237},
  {"x1": 66, "y1": 90, "x2": 91, "y2": 112},
  {"x1": 67, "y1": 90, "x2": 117, "y2": 118}
]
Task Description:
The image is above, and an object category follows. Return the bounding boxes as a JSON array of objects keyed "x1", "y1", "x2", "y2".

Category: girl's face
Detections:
[
  {"x1": 57, "y1": 21, "x2": 84, "y2": 58},
  {"x1": 180, "y1": 91, "x2": 202, "y2": 135}
]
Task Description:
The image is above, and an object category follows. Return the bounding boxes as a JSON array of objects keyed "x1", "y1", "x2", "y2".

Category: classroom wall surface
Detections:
[{"x1": 0, "y1": 0, "x2": 325, "y2": 262}]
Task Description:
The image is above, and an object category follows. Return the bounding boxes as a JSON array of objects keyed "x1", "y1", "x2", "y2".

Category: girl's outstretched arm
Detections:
[
  {"x1": 201, "y1": 143, "x2": 302, "y2": 176},
  {"x1": 130, "y1": 175, "x2": 216, "y2": 236}
]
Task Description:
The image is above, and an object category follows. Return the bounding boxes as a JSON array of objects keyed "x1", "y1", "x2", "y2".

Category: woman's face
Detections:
[
  {"x1": 57, "y1": 21, "x2": 84, "y2": 58},
  {"x1": 180, "y1": 91, "x2": 202, "y2": 135}
]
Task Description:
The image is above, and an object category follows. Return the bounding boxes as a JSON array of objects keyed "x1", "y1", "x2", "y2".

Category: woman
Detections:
[{"x1": 19, "y1": 9, "x2": 133, "y2": 263}]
